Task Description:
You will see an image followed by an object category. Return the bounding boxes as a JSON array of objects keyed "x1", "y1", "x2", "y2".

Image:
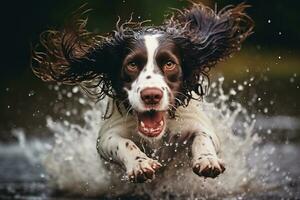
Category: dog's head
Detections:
[
  {"x1": 120, "y1": 34, "x2": 182, "y2": 138},
  {"x1": 32, "y1": 3, "x2": 253, "y2": 139}
]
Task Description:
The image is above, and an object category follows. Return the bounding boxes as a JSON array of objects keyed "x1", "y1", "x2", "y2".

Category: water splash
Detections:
[{"x1": 15, "y1": 77, "x2": 295, "y2": 198}]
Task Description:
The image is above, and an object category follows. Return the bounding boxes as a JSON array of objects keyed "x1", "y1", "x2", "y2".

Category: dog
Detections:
[{"x1": 32, "y1": 2, "x2": 253, "y2": 183}]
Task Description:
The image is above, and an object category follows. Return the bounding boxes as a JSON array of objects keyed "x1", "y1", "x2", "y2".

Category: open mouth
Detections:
[{"x1": 137, "y1": 110, "x2": 166, "y2": 137}]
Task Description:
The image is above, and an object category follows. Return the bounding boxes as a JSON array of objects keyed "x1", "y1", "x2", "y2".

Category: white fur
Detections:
[{"x1": 125, "y1": 35, "x2": 170, "y2": 113}]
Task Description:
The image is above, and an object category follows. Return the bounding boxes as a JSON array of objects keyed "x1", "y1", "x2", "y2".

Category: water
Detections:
[{"x1": 0, "y1": 78, "x2": 299, "y2": 199}]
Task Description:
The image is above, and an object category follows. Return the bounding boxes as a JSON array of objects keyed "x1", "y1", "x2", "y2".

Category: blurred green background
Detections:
[{"x1": 0, "y1": 0, "x2": 299, "y2": 141}]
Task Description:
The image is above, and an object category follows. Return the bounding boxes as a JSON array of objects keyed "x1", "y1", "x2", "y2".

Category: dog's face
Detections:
[{"x1": 121, "y1": 34, "x2": 182, "y2": 139}]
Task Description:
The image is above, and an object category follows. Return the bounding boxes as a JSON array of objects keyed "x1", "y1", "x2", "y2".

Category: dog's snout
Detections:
[{"x1": 141, "y1": 88, "x2": 163, "y2": 105}]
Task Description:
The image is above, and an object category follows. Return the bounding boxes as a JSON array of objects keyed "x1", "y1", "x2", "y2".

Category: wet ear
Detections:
[
  {"x1": 164, "y1": 2, "x2": 254, "y2": 70},
  {"x1": 32, "y1": 13, "x2": 107, "y2": 85},
  {"x1": 32, "y1": 7, "x2": 126, "y2": 99}
]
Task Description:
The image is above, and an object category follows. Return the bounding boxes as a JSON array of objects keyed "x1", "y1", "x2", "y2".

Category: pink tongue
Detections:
[{"x1": 138, "y1": 111, "x2": 163, "y2": 128}]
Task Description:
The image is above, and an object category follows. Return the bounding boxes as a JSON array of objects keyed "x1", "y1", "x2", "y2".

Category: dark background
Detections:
[{"x1": 0, "y1": 0, "x2": 299, "y2": 141}]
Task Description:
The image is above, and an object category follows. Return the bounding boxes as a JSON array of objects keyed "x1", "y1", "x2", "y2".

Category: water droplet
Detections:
[
  {"x1": 28, "y1": 90, "x2": 35, "y2": 97},
  {"x1": 64, "y1": 156, "x2": 73, "y2": 161},
  {"x1": 67, "y1": 92, "x2": 72, "y2": 98},
  {"x1": 229, "y1": 89, "x2": 237, "y2": 96},
  {"x1": 63, "y1": 120, "x2": 70, "y2": 126},
  {"x1": 72, "y1": 86, "x2": 79, "y2": 93},
  {"x1": 66, "y1": 111, "x2": 71, "y2": 116},
  {"x1": 218, "y1": 77, "x2": 224, "y2": 82},
  {"x1": 54, "y1": 85, "x2": 59, "y2": 91},
  {"x1": 211, "y1": 82, "x2": 216, "y2": 88},
  {"x1": 79, "y1": 98, "x2": 86, "y2": 104},
  {"x1": 237, "y1": 85, "x2": 244, "y2": 91}
]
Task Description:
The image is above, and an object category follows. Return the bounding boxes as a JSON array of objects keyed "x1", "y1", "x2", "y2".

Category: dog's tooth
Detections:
[
  {"x1": 159, "y1": 120, "x2": 164, "y2": 126},
  {"x1": 140, "y1": 121, "x2": 145, "y2": 127}
]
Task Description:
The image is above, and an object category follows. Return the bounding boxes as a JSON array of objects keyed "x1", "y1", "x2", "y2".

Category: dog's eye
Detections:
[
  {"x1": 163, "y1": 60, "x2": 176, "y2": 72},
  {"x1": 126, "y1": 62, "x2": 138, "y2": 72}
]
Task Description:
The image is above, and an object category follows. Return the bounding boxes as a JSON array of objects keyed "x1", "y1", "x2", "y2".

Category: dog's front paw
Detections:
[
  {"x1": 192, "y1": 156, "x2": 225, "y2": 178},
  {"x1": 126, "y1": 157, "x2": 162, "y2": 183}
]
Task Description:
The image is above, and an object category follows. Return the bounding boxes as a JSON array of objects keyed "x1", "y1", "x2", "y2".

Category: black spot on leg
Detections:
[
  {"x1": 125, "y1": 142, "x2": 129, "y2": 147},
  {"x1": 146, "y1": 75, "x2": 151, "y2": 79},
  {"x1": 108, "y1": 136, "x2": 112, "y2": 140},
  {"x1": 116, "y1": 146, "x2": 119, "y2": 150},
  {"x1": 199, "y1": 153, "x2": 214, "y2": 157},
  {"x1": 136, "y1": 156, "x2": 140, "y2": 160}
]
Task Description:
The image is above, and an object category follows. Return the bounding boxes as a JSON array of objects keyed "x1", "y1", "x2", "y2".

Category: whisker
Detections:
[
  {"x1": 168, "y1": 103, "x2": 177, "y2": 111},
  {"x1": 124, "y1": 105, "x2": 134, "y2": 122},
  {"x1": 174, "y1": 91, "x2": 189, "y2": 99},
  {"x1": 174, "y1": 97, "x2": 183, "y2": 105}
]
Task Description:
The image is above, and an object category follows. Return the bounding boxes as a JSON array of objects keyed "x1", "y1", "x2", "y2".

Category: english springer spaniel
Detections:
[{"x1": 32, "y1": 2, "x2": 253, "y2": 183}]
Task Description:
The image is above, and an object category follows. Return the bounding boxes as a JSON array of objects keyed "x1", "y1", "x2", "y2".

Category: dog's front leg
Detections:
[
  {"x1": 97, "y1": 133, "x2": 161, "y2": 183},
  {"x1": 191, "y1": 132, "x2": 225, "y2": 178}
]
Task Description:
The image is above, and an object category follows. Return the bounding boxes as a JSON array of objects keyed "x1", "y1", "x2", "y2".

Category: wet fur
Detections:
[{"x1": 32, "y1": 3, "x2": 253, "y2": 116}]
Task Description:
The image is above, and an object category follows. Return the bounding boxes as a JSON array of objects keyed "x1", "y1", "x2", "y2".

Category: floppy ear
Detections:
[
  {"x1": 32, "y1": 7, "x2": 128, "y2": 99},
  {"x1": 164, "y1": 2, "x2": 254, "y2": 71},
  {"x1": 32, "y1": 11, "x2": 101, "y2": 84}
]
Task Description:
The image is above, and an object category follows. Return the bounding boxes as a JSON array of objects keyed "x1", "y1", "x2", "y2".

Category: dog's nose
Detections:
[{"x1": 141, "y1": 88, "x2": 163, "y2": 105}]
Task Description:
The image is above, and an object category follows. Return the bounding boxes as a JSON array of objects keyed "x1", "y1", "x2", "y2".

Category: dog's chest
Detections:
[{"x1": 133, "y1": 130, "x2": 193, "y2": 165}]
